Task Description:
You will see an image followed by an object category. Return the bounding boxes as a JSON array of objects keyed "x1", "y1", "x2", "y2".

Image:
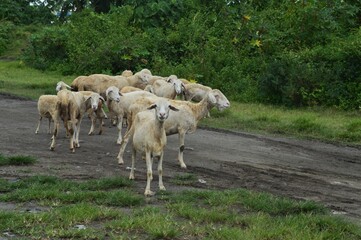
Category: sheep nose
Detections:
[{"x1": 159, "y1": 113, "x2": 166, "y2": 119}]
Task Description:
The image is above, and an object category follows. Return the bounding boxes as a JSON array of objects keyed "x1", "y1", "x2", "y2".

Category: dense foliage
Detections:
[{"x1": 1, "y1": 0, "x2": 361, "y2": 109}]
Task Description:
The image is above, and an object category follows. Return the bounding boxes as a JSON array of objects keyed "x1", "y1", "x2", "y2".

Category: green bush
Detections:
[
  {"x1": 0, "y1": 20, "x2": 15, "y2": 55},
  {"x1": 22, "y1": 26, "x2": 69, "y2": 71},
  {"x1": 20, "y1": 1, "x2": 361, "y2": 109}
]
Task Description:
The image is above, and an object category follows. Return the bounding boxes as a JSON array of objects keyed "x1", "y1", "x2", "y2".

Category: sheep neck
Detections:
[
  {"x1": 193, "y1": 96, "x2": 215, "y2": 122},
  {"x1": 153, "y1": 119, "x2": 165, "y2": 139}
]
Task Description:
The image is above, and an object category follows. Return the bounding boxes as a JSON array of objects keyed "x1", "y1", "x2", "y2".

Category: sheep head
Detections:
[
  {"x1": 56, "y1": 81, "x2": 71, "y2": 92},
  {"x1": 136, "y1": 70, "x2": 152, "y2": 84},
  {"x1": 167, "y1": 75, "x2": 183, "y2": 95},
  {"x1": 85, "y1": 93, "x2": 104, "y2": 111},
  {"x1": 212, "y1": 89, "x2": 230, "y2": 111},
  {"x1": 148, "y1": 99, "x2": 179, "y2": 122},
  {"x1": 106, "y1": 86, "x2": 121, "y2": 102}
]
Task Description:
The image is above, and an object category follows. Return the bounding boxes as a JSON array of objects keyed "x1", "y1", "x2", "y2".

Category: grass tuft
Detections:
[
  {"x1": 170, "y1": 173, "x2": 197, "y2": 186},
  {"x1": 0, "y1": 154, "x2": 36, "y2": 166}
]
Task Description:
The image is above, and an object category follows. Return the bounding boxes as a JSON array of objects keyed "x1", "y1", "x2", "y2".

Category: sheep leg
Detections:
[
  {"x1": 129, "y1": 147, "x2": 136, "y2": 180},
  {"x1": 117, "y1": 125, "x2": 134, "y2": 164},
  {"x1": 178, "y1": 130, "x2": 187, "y2": 169},
  {"x1": 144, "y1": 151, "x2": 154, "y2": 196},
  {"x1": 69, "y1": 119, "x2": 77, "y2": 152},
  {"x1": 111, "y1": 116, "x2": 117, "y2": 126},
  {"x1": 158, "y1": 152, "x2": 166, "y2": 191},
  {"x1": 64, "y1": 120, "x2": 70, "y2": 138},
  {"x1": 50, "y1": 120, "x2": 58, "y2": 151},
  {"x1": 47, "y1": 118, "x2": 52, "y2": 134},
  {"x1": 97, "y1": 116, "x2": 103, "y2": 135},
  {"x1": 88, "y1": 113, "x2": 95, "y2": 135},
  {"x1": 116, "y1": 115, "x2": 123, "y2": 144},
  {"x1": 75, "y1": 118, "x2": 83, "y2": 148},
  {"x1": 35, "y1": 116, "x2": 42, "y2": 134},
  {"x1": 122, "y1": 116, "x2": 127, "y2": 128},
  {"x1": 101, "y1": 108, "x2": 108, "y2": 120},
  {"x1": 53, "y1": 119, "x2": 59, "y2": 138}
]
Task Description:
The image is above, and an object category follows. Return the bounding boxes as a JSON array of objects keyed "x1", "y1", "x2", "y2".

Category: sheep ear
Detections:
[
  {"x1": 106, "y1": 89, "x2": 113, "y2": 96},
  {"x1": 118, "y1": 91, "x2": 123, "y2": 96},
  {"x1": 166, "y1": 77, "x2": 172, "y2": 83},
  {"x1": 147, "y1": 104, "x2": 157, "y2": 110},
  {"x1": 208, "y1": 92, "x2": 217, "y2": 104},
  {"x1": 84, "y1": 95, "x2": 92, "y2": 102},
  {"x1": 99, "y1": 96, "x2": 105, "y2": 102},
  {"x1": 169, "y1": 105, "x2": 179, "y2": 112}
]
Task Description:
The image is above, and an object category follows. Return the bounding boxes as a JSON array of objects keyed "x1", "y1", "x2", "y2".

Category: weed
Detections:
[{"x1": 0, "y1": 154, "x2": 36, "y2": 166}]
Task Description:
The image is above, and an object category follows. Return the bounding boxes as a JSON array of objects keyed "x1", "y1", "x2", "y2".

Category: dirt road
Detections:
[{"x1": 1, "y1": 94, "x2": 360, "y2": 223}]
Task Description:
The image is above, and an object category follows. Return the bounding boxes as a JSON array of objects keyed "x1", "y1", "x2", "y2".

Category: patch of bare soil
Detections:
[{"x1": 1, "y1": 94, "x2": 360, "y2": 224}]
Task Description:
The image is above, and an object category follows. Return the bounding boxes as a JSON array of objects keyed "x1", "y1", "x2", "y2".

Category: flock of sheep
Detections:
[{"x1": 36, "y1": 69, "x2": 230, "y2": 196}]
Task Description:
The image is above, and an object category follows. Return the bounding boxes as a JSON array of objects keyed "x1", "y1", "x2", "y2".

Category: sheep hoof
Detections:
[
  {"x1": 98, "y1": 130, "x2": 102, "y2": 135},
  {"x1": 144, "y1": 190, "x2": 155, "y2": 196},
  {"x1": 88, "y1": 132, "x2": 93, "y2": 136},
  {"x1": 180, "y1": 163, "x2": 187, "y2": 169},
  {"x1": 50, "y1": 147, "x2": 55, "y2": 151},
  {"x1": 159, "y1": 186, "x2": 166, "y2": 191},
  {"x1": 117, "y1": 158, "x2": 124, "y2": 165},
  {"x1": 129, "y1": 175, "x2": 135, "y2": 180}
]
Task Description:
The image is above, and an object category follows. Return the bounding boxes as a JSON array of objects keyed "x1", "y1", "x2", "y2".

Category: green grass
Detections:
[
  {"x1": 201, "y1": 103, "x2": 361, "y2": 145},
  {"x1": 0, "y1": 60, "x2": 75, "y2": 99},
  {"x1": 0, "y1": 175, "x2": 360, "y2": 239},
  {"x1": 0, "y1": 154, "x2": 36, "y2": 166},
  {"x1": 170, "y1": 173, "x2": 197, "y2": 186}
]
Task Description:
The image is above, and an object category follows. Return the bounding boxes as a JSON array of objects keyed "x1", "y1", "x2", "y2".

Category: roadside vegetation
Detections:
[
  {"x1": 0, "y1": 174, "x2": 360, "y2": 239},
  {"x1": 0, "y1": 154, "x2": 36, "y2": 166}
]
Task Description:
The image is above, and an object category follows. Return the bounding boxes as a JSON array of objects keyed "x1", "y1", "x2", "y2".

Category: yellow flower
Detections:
[
  {"x1": 251, "y1": 39, "x2": 262, "y2": 47},
  {"x1": 243, "y1": 15, "x2": 251, "y2": 21}
]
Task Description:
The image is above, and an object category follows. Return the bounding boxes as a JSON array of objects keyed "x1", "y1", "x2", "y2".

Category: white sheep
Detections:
[
  {"x1": 56, "y1": 81, "x2": 106, "y2": 135},
  {"x1": 55, "y1": 81, "x2": 72, "y2": 92},
  {"x1": 50, "y1": 90, "x2": 104, "y2": 152},
  {"x1": 35, "y1": 81, "x2": 72, "y2": 135},
  {"x1": 35, "y1": 95, "x2": 59, "y2": 135},
  {"x1": 70, "y1": 69, "x2": 151, "y2": 98},
  {"x1": 183, "y1": 83, "x2": 230, "y2": 117},
  {"x1": 183, "y1": 83, "x2": 212, "y2": 102},
  {"x1": 150, "y1": 75, "x2": 185, "y2": 99},
  {"x1": 80, "y1": 91, "x2": 106, "y2": 135},
  {"x1": 124, "y1": 98, "x2": 179, "y2": 196},
  {"x1": 121, "y1": 70, "x2": 133, "y2": 77},
  {"x1": 120, "y1": 86, "x2": 143, "y2": 94},
  {"x1": 117, "y1": 90, "x2": 230, "y2": 168},
  {"x1": 105, "y1": 86, "x2": 155, "y2": 144}
]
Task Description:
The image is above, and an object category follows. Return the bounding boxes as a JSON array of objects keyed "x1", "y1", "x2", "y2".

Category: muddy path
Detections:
[{"x1": 0, "y1": 94, "x2": 360, "y2": 223}]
